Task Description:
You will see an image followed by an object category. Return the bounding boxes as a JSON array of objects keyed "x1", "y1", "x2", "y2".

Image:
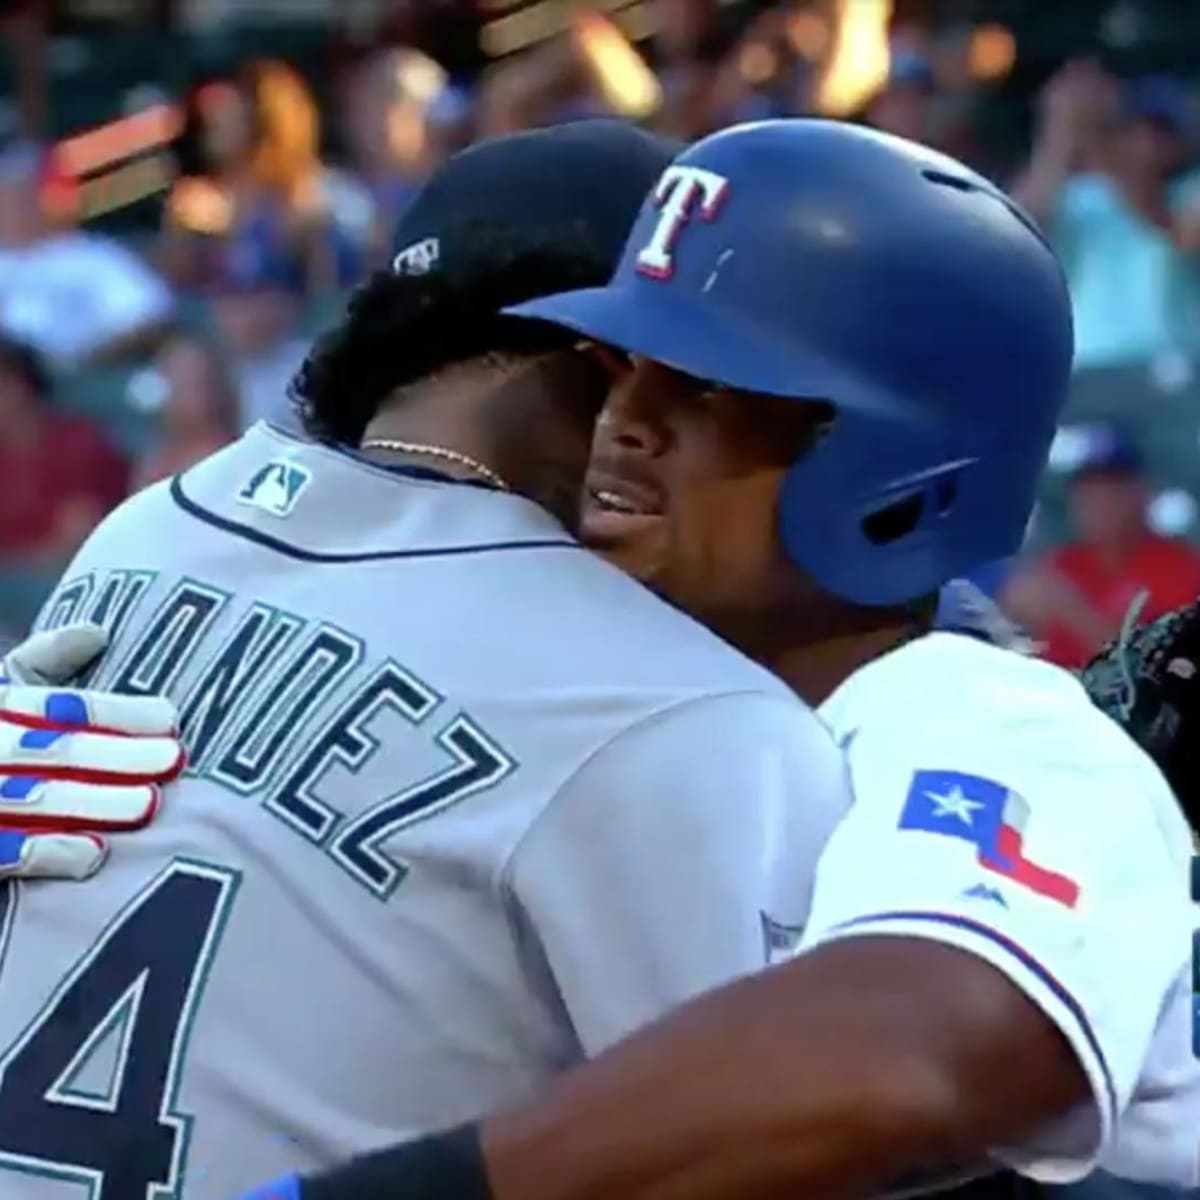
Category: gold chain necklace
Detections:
[{"x1": 359, "y1": 439, "x2": 511, "y2": 492}]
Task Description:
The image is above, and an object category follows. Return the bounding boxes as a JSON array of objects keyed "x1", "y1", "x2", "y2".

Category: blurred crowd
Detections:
[{"x1": 5, "y1": 0, "x2": 1200, "y2": 669}]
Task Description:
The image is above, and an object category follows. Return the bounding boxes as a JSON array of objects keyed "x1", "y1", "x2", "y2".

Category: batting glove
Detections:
[{"x1": 0, "y1": 624, "x2": 185, "y2": 881}]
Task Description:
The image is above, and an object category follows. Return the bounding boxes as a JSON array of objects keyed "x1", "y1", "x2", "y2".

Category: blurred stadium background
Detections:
[{"x1": 4, "y1": 0, "x2": 1200, "y2": 670}]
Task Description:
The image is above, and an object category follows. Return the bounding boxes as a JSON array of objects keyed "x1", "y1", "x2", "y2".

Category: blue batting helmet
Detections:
[{"x1": 505, "y1": 120, "x2": 1074, "y2": 606}]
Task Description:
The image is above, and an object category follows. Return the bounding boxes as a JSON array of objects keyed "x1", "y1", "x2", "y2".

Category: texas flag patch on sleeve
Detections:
[{"x1": 900, "y1": 769, "x2": 1080, "y2": 909}]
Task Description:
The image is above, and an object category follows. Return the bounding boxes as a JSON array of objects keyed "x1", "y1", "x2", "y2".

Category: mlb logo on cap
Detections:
[
  {"x1": 393, "y1": 237, "x2": 441, "y2": 276},
  {"x1": 237, "y1": 461, "x2": 311, "y2": 518}
]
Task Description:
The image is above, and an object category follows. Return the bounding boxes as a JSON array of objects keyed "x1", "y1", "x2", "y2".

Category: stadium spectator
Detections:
[
  {"x1": 1013, "y1": 62, "x2": 1200, "y2": 368},
  {"x1": 1002, "y1": 426, "x2": 1200, "y2": 668},
  {"x1": 161, "y1": 62, "x2": 349, "y2": 296},
  {"x1": 210, "y1": 230, "x2": 309, "y2": 431},
  {"x1": 863, "y1": 47, "x2": 937, "y2": 144},
  {"x1": 324, "y1": 47, "x2": 470, "y2": 272},
  {"x1": 479, "y1": 2, "x2": 728, "y2": 140},
  {"x1": 698, "y1": 5, "x2": 818, "y2": 129},
  {"x1": 0, "y1": 334, "x2": 127, "y2": 567},
  {"x1": 0, "y1": 140, "x2": 172, "y2": 366},
  {"x1": 132, "y1": 336, "x2": 240, "y2": 491},
  {"x1": 649, "y1": 0, "x2": 729, "y2": 137}
]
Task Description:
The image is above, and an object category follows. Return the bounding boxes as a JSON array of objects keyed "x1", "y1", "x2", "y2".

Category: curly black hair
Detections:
[{"x1": 291, "y1": 220, "x2": 618, "y2": 446}]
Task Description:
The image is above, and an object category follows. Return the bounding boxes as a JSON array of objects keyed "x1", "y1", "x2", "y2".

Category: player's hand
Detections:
[{"x1": 0, "y1": 624, "x2": 185, "y2": 881}]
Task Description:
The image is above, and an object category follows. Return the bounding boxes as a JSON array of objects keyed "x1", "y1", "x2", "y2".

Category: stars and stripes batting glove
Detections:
[{"x1": 0, "y1": 624, "x2": 184, "y2": 880}]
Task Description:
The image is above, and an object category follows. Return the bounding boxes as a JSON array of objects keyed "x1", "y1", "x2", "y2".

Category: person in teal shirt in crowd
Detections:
[{"x1": 1015, "y1": 65, "x2": 1200, "y2": 368}]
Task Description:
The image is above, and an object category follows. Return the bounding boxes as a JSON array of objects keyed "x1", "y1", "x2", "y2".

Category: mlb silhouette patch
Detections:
[{"x1": 237, "y1": 461, "x2": 311, "y2": 518}]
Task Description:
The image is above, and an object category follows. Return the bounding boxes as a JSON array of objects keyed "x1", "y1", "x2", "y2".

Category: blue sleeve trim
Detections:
[{"x1": 828, "y1": 908, "x2": 1119, "y2": 1128}]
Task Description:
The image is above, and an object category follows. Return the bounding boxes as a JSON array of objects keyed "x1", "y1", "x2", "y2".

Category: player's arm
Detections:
[
  {"x1": 498, "y1": 691, "x2": 850, "y2": 1055},
  {"x1": 260, "y1": 689, "x2": 1189, "y2": 1200},
  {"x1": 246, "y1": 930, "x2": 1073, "y2": 1200},
  {"x1": 479, "y1": 935, "x2": 1081, "y2": 1200}
]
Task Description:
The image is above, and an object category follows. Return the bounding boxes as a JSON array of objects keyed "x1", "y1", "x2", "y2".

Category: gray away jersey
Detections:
[{"x1": 0, "y1": 424, "x2": 851, "y2": 1200}]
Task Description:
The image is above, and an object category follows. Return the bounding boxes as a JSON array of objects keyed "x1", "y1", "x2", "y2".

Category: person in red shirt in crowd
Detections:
[
  {"x1": 1004, "y1": 424, "x2": 1200, "y2": 667},
  {"x1": 0, "y1": 334, "x2": 128, "y2": 569}
]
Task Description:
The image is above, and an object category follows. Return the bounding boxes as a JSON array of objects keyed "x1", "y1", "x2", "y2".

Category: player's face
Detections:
[
  {"x1": 492, "y1": 346, "x2": 614, "y2": 533},
  {"x1": 581, "y1": 356, "x2": 824, "y2": 641}
]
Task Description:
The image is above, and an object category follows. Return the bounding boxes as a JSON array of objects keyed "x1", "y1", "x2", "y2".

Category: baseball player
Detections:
[
  {"x1": 264, "y1": 121, "x2": 1196, "y2": 1200},
  {"x1": 0, "y1": 122, "x2": 853, "y2": 1199}
]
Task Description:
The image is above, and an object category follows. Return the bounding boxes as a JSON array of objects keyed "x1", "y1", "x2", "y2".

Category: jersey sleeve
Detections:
[
  {"x1": 799, "y1": 693, "x2": 1194, "y2": 1184},
  {"x1": 502, "y1": 691, "x2": 851, "y2": 1057}
]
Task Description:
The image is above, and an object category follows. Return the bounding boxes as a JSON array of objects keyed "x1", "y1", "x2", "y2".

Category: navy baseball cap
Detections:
[
  {"x1": 1125, "y1": 75, "x2": 1192, "y2": 134},
  {"x1": 1073, "y1": 423, "x2": 1144, "y2": 478},
  {"x1": 389, "y1": 119, "x2": 681, "y2": 290}
]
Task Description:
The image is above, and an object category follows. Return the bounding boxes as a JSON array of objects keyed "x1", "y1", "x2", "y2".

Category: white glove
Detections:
[{"x1": 0, "y1": 624, "x2": 184, "y2": 881}]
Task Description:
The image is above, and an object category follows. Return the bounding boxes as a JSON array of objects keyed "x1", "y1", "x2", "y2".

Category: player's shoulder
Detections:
[
  {"x1": 62, "y1": 431, "x2": 260, "y2": 567},
  {"x1": 548, "y1": 550, "x2": 796, "y2": 699},
  {"x1": 182, "y1": 425, "x2": 788, "y2": 704},
  {"x1": 92, "y1": 429, "x2": 256, "y2": 528},
  {"x1": 77, "y1": 473, "x2": 176, "y2": 544},
  {"x1": 826, "y1": 630, "x2": 1121, "y2": 749},
  {"x1": 827, "y1": 633, "x2": 1193, "y2": 873},
  {"x1": 831, "y1": 632, "x2": 1188, "y2": 837}
]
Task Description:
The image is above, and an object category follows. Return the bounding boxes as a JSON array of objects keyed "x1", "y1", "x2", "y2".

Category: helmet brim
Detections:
[{"x1": 504, "y1": 284, "x2": 905, "y2": 415}]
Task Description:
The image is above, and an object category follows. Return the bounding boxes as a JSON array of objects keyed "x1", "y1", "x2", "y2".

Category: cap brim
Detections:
[{"x1": 505, "y1": 285, "x2": 903, "y2": 414}]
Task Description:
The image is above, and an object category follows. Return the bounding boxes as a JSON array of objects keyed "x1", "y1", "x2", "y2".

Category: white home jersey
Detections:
[
  {"x1": 0, "y1": 424, "x2": 851, "y2": 1200},
  {"x1": 808, "y1": 631, "x2": 1198, "y2": 1187}
]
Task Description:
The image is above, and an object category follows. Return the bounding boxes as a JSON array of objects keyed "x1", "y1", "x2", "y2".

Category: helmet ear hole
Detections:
[
  {"x1": 862, "y1": 493, "x2": 924, "y2": 545},
  {"x1": 861, "y1": 475, "x2": 960, "y2": 545},
  {"x1": 935, "y1": 476, "x2": 957, "y2": 515}
]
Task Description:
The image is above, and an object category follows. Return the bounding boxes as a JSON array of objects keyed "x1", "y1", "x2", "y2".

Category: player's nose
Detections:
[{"x1": 598, "y1": 363, "x2": 671, "y2": 459}]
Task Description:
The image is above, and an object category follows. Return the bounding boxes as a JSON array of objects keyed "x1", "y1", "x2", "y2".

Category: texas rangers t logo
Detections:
[{"x1": 635, "y1": 165, "x2": 730, "y2": 281}]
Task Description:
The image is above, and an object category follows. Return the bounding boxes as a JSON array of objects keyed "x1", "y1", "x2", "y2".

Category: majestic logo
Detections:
[
  {"x1": 960, "y1": 882, "x2": 1008, "y2": 908},
  {"x1": 237, "y1": 461, "x2": 312, "y2": 519},
  {"x1": 634, "y1": 165, "x2": 730, "y2": 281}
]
